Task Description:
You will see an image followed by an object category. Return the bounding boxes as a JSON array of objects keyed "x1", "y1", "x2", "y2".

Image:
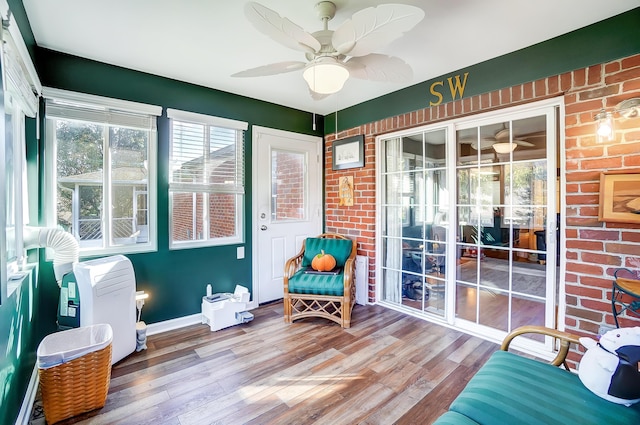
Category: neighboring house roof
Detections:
[
  {"x1": 173, "y1": 144, "x2": 237, "y2": 183},
  {"x1": 58, "y1": 166, "x2": 148, "y2": 188}
]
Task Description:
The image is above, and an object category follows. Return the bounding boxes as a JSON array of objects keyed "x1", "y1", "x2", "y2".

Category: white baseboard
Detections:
[
  {"x1": 146, "y1": 313, "x2": 202, "y2": 336},
  {"x1": 146, "y1": 301, "x2": 259, "y2": 337},
  {"x1": 16, "y1": 365, "x2": 39, "y2": 425}
]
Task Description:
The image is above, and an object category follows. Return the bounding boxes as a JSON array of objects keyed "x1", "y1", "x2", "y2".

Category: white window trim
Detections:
[
  {"x1": 1, "y1": 0, "x2": 41, "y2": 300},
  {"x1": 168, "y1": 110, "x2": 247, "y2": 250},
  {"x1": 167, "y1": 108, "x2": 248, "y2": 131},
  {"x1": 43, "y1": 89, "x2": 161, "y2": 257},
  {"x1": 43, "y1": 87, "x2": 162, "y2": 117}
]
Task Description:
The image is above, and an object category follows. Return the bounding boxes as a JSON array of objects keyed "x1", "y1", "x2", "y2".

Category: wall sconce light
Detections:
[
  {"x1": 594, "y1": 97, "x2": 640, "y2": 143},
  {"x1": 595, "y1": 109, "x2": 614, "y2": 142}
]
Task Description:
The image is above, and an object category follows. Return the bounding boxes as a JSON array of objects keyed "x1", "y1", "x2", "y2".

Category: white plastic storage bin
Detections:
[
  {"x1": 201, "y1": 285, "x2": 252, "y2": 331},
  {"x1": 73, "y1": 255, "x2": 137, "y2": 364}
]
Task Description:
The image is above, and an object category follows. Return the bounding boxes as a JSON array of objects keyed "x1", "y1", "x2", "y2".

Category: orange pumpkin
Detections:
[{"x1": 311, "y1": 250, "x2": 336, "y2": 272}]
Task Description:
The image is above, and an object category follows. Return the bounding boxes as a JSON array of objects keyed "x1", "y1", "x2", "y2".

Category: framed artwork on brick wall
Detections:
[
  {"x1": 332, "y1": 135, "x2": 364, "y2": 170},
  {"x1": 599, "y1": 171, "x2": 640, "y2": 224}
]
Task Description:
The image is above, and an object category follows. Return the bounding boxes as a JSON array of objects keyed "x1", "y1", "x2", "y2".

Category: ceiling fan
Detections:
[
  {"x1": 232, "y1": 1, "x2": 425, "y2": 98},
  {"x1": 461, "y1": 126, "x2": 537, "y2": 153}
]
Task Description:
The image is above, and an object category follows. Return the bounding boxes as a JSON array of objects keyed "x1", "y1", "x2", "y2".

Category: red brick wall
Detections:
[
  {"x1": 172, "y1": 159, "x2": 239, "y2": 241},
  {"x1": 325, "y1": 53, "x2": 640, "y2": 367}
]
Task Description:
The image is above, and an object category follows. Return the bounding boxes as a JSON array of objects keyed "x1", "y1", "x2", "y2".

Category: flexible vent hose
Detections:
[{"x1": 23, "y1": 226, "x2": 79, "y2": 284}]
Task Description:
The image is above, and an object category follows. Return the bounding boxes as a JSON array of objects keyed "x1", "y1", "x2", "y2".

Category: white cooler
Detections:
[{"x1": 73, "y1": 255, "x2": 136, "y2": 364}]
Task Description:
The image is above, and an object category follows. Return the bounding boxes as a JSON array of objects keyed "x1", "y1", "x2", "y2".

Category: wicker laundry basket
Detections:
[{"x1": 37, "y1": 324, "x2": 113, "y2": 424}]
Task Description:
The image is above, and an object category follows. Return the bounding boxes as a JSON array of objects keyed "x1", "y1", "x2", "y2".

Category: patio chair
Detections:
[{"x1": 283, "y1": 233, "x2": 357, "y2": 328}]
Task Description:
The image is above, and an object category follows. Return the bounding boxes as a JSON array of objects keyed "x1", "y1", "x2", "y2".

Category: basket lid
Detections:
[{"x1": 37, "y1": 324, "x2": 113, "y2": 369}]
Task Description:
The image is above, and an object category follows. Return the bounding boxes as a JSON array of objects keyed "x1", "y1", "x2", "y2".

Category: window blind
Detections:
[
  {"x1": 169, "y1": 118, "x2": 245, "y2": 194},
  {"x1": 43, "y1": 87, "x2": 162, "y2": 131}
]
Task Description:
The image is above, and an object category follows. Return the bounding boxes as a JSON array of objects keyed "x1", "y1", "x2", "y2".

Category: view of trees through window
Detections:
[{"x1": 55, "y1": 120, "x2": 150, "y2": 248}]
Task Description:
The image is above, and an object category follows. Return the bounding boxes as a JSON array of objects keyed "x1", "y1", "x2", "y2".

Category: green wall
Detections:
[
  {"x1": 1, "y1": 2, "x2": 39, "y2": 422},
  {"x1": 0, "y1": 267, "x2": 38, "y2": 425},
  {"x1": 0, "y1": 111, "x2": 39, "y2": 424},
  {"x1": 35, "y1": 48, "x2": 324, "y2": 330},
  {"x1": 325, "y1": 7, "x2": 640, "y2": 134}
]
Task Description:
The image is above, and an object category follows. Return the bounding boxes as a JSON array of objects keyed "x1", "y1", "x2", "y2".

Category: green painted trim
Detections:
[{"x1": 325, "y1": 8, "x2": 640, "y2": 134}]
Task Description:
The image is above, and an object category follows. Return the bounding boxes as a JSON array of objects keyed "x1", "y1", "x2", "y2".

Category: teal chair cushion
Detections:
[
  {"x1": 287, "y1": 269, "x2": 345, "y2": 296},
  {"x1": 449, "y1": 350, "x2": 640, "y2": 425},
  {"x1": 302, "y1": 237, "x2": 353, "y2": 268},
  {"x1": 431, "y1": 411, "x2": 480, "y2": 425}
]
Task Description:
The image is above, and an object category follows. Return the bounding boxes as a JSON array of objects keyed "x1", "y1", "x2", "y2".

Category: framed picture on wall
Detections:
[
  {"x1": 332, "y1": 135, "x2": 364, "y2": 170},
  {"x1": 599, "y1": 171, "x2": 640, "y2": 223}
]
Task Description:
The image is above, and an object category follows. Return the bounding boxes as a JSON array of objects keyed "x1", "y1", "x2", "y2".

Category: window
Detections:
[
  {"x1": 2, "y1": 13, "x2": 41, "y2": 300},
  {"x1": 44, "y1": 88, "x2": 161, "y2": 256},
  {"x1": 167, "y1": 109, "x2": 247, "y2": 249}
]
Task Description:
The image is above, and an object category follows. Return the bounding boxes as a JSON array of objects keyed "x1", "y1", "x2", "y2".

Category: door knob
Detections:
[{"x1": 260, "y1": 225, "x2": 267, "y2": 231}]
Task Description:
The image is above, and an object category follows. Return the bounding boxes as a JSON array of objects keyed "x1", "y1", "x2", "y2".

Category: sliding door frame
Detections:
[{"x1": 375, "y1": 97, "x2": 565, "y2": 358}]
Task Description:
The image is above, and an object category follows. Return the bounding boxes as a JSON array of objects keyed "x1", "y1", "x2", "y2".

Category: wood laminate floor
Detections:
[{"x1": 31, "y1": 302, "x2": 499, "y2": 425}]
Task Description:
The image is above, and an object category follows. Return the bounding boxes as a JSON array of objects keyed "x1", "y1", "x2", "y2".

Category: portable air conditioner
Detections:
[{"x1": 70, "y1": 255, "x2": 137, "y2": 364}]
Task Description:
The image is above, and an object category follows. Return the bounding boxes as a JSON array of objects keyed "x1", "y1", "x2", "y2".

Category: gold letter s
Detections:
[{"x1": 429, "y1": 81, "x2": 444, "y2": 106}]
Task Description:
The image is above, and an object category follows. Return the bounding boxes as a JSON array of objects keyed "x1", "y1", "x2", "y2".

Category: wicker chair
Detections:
[{"x1": 283, "y1": 233, "x2": 357, "y2": 328}]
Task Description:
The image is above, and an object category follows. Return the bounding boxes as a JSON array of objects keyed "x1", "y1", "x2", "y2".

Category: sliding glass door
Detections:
[
  {"x1": 378, "y1": 102, "x2": 559, "y2": 347},
  {"x1": 380, "y1": 127, "x2": 449, "y2": 318},
  {"x1": 455, "y1": 108, "x2": 558, "y2": 341}
]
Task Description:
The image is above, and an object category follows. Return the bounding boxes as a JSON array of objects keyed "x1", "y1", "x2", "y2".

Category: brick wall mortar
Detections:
[{"x1": 324, "y1": 53, "x2": 640, "y2": 368}]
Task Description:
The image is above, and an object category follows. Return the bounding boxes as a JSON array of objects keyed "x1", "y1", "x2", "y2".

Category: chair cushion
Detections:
[
  {"x1": 302, "y1": 237, "x2": 353, "y2": 268},
  {"x1": 431, "y1": 411, "x2": 480, "y2": 425},
  {"x1": 287, "y1": 269, "x2": 345, "y2": 296},
  {"x1": 449, "y1": 350, "x2": 640, "y2": 425}
]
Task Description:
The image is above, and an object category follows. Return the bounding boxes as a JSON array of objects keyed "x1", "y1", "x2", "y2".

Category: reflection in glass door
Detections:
[
  {"x1": 380, "y1": 127, "x2": 449, "y2": 319},
  {"x1": 455, "y1": 110, "x2": 557, "y2": 338},
  {"x1": 378, "y1": 102, "x2": 559, "y2": 348}
]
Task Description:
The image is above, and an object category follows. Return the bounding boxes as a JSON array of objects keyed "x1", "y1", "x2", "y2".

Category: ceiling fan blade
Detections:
[
  {"x1": 513, "y1": 139, "x2": 535, "y2": 147},
  {"x1": 345, "y1": 54, "x2": 412, "y2": 83},
  {"x1": 496, "y1": 128, "x2": 544, "y2": 143},
  {"x1": 231, "y1": 61, "x2": 306, "y2": 78},
  {"x1": 494, "y1": 128, "x2": 511, "y2": 141},
  {"x1": 472, "y1": 139, "x2": 496, "y2": 150},
  {"x1": 245, "y1": 2, "x2": 321, "y2": 54},
  {"x1": 332, "y1": 4, "x2": 425, "y2": 57}
]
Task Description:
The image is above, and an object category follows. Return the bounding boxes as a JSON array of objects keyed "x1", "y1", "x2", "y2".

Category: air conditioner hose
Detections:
[{"x1": 23, "y1": 226, "x2": 79, "y2": 285}]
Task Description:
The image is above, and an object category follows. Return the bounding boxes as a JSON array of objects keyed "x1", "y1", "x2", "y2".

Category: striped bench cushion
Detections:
[
  {"x1": 449, "y1": 350, "x2": 640, "y2": 425},
  {"x1": 431, "y1": 411, "x2": 480, "y2": 425}
]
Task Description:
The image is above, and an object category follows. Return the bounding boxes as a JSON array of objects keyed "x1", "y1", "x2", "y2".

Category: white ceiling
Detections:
[{"x1": 22, "y1": 0, "x2": 638, "y2": 116}]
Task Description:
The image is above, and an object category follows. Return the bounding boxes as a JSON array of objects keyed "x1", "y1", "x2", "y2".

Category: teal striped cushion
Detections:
[
  {"x1": 302, "y1": 238, "x2": 353, "y2": 267},
  {"x1": 287, "y1": 269, "x2": 344, "y2": 296},
  {"x1": 432, "y1": 411, "x2": 480, "y2": 425},
  {"x1": 449, "y1": 350, "x2": 640, "y2": 425}
]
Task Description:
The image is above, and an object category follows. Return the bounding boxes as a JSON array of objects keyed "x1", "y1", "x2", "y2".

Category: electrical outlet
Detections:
[{"x1": 598, "y1": 324, "x2": 616, "y2": 336}]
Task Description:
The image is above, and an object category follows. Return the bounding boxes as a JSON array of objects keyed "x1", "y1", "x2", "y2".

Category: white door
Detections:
[{"x1": 252, "y1": 126, "x2": 322, "y2": 304}]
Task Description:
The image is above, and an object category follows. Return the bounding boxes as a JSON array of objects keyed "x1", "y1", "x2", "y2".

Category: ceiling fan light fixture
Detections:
[
  {"x1": 493, "y1": 142, "x2": 516, "y2": 154},
  {"x1": 303, "y1": 57, "x2": 349, "y2": 94}
]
